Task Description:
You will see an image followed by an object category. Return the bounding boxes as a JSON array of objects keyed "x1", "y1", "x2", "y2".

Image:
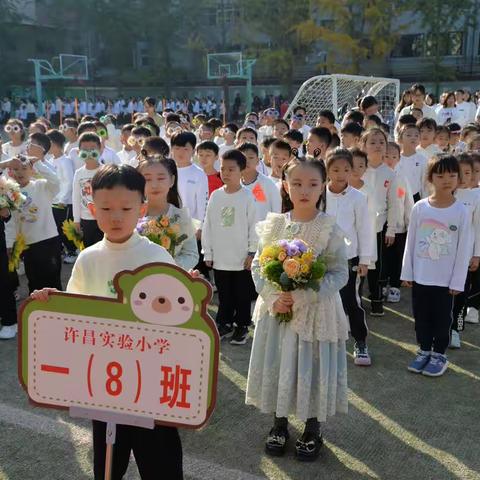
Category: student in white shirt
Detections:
[
  {"x1": 397, "y1": 124, "x2": 428, "y2": 202},
  {"x1": 450, "y1": 153, "x2": 480, "y2": 348},
  {"x1": 399, "y1": 84, "x2": 437, "y2": 122},
  {"x1": 61, "y1": 118, "x2": 79, "y2": 155},
  {"x1": 2, "y1": 119, "x2": 27, "y2": 158},
  {"x1": 325, "y1": 148, "x2": 374, "y2": 366},
  {"x1": 1, "y1": 134, "x2": 62, "y2": 295},
  {"x1": 218, "y1": 123, "x2": 238, "y2": 158},
  {"x1": 46, "y1": 129, "x2": 77, "y2": 263},
  {"x1": 401, "y1": 154, "x2": 471, "y2": 377},
  {"x1": 72, "y1": 133, "x2": 104, "y2": 247},
  {"x1": 384, "y1": 142, "x2": 414, "y2": 303},
  {"x1": 455, "y1": 90, "x2": 475, "y2": 126},
  {"x1": 202, "y1": 149, "x2": 257, "y2": 345},
  {"x1": 69, "y1": 121, "x2": 99, "y2": 171},
  {"x1": 235, "y1": 127, "x2": 269, "y2": 175},
  {"x1": 417, "y1": 118, "x2": 442, "y2": 160},
  {"x1": 238, "y1": 143, "x2": 281, "y2": 222},
  {"x1": 116, "y1": 123, "x2": 137, "y2": 165},
  {"x1": 436, "y1": 92, "x2": 459, "y2": 126},
  {"x1": 360, "y1": 128, "x2": 403, "y2": 316},
  {"x1": 269, "y1": 139, "x2": 294, "y2": 188}
]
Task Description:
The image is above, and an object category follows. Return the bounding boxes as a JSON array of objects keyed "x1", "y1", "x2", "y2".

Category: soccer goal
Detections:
[{"x1": 284, "y1": 74, "x2": 400, "y2": 127}]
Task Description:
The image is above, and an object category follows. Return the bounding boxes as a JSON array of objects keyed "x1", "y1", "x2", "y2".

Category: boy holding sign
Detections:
[{"x1": 31, "y1": 164, "x2": 183, "y2": 479}]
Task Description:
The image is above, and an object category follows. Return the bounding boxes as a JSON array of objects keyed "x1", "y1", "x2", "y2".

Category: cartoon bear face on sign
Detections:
[{"x1": 130, "y1": 274, "x2": 195, "y2": 325}]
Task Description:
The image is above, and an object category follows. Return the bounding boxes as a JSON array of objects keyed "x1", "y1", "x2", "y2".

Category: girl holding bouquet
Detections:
[
  {"x1": 246, "y1": 157, "x2": 349, "y2": 461},
  {"x1": 137, "y1": 154, "x2": 199, "y2": 270}
]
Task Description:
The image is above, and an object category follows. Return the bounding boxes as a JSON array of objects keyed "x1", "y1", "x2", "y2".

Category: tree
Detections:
[{"x1": 296, "y1": 0, "x2": 411, "y2": 74}]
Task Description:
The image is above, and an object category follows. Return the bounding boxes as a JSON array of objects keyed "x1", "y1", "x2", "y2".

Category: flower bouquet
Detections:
[
  {"x1": 62, "y1": 219, "x2": 84, "y2": 251},
  {"x1": 8, "y1": 233, "x2": 28, "y2": 272},
  {"x1": 0, "y1": 177, "x2": 26, "y2": 212},
  {"x1": 258, "y1": 239, "x2": 327, "y2": 322},
  {"x1": 137, "y1": 214, "x2": 187, "y2": 258}
]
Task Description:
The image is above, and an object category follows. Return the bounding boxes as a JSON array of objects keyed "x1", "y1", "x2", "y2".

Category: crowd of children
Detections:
[{"x1": 1, "y1": 82, "x2": 479, "y2": 473}]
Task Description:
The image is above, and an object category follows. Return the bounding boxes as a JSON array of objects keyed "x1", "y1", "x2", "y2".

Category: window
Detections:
[
  {"x1": 391, "y1": 34, "x2": 424, "y2": 58},
  {"x1": 135, "y1": 41, "x2": 150, "y2": 68},
  {"x1": 205, "y1": 7, "x2": 217, "y2": 26},
  {"x1": 392, "y1": 31, "x2": 463, "y2": 58}
]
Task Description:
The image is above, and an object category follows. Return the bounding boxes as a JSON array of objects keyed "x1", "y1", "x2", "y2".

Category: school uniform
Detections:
[
  {"x1": 242, "y1": 172, "x2": 282, "y2": 222},
  {"x1": 0, "y1": 216, "x2": 17, "y2": 327}
]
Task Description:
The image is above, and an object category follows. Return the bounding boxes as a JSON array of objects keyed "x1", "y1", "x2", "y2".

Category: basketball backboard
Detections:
[{"x1": 207, "y1": 52, "x2": 244, "y2": 79}]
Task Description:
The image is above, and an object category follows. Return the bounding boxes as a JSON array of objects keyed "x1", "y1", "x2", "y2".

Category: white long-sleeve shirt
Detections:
[
  {"x1": 5, "y1": 161, "x2": 60, "y2": 247},
  {"x1": 242, "y1": 172, "x2": 282, "y2": 222},
  {"x1": 51, "y1": 154, "x2": 74, "y2": 205},
  {"x1": 177, "y1": 163, "x2": 209, "y2": 224},
  {"x1": 362, "y1": 163, "x2": 402, "y2": 237},
  {"x1": 67, "y1": 231, "x2": 174, "y2": 298},
  {"x1": 72, "y1": 166, "x2": 99, "y2": 222},
  {"x1": 202, "y1": 186, "x2": 258, "y2": 270},
  {"x1": 455, "y1": 188, "x2": 480, "y2": 257},
  {"x1": 391, "y1": 170, "x2": 414, "y2": 234},
  {"x1": 397, "y1": 152, "x2": 428, "y2": 197},
  {"x1": 401, "y1": 199, "x2": 471, "y2": 292},
  {"x1": 326, "y1": 185, "x2": 375, "y2": 264}
]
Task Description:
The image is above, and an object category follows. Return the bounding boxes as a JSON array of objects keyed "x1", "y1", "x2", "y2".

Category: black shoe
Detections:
[
  {"x1": 295, "y1": 431, "x2": 323, "y2": 462},
  {"x1": 370, "y1": 301, "x2": 384, "y2": 317},
  {"x1": 265, "y1": 426, "x2": 289, "y2": 457},
  {"x1": 230, "y1": 326, "x2": 248, "y2": 345},
  {"x1": 217, "y1": 323, "x2": 233, "y2": 339}
]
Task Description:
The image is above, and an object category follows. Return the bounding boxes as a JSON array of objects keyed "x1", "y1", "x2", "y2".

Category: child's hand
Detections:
[
  {"x1": 244, "y1": 255, "x2": 253, "y2": 271},
  {"x1": 272, "y1": 298, "x2": 292, "y2": 314},
  {"x1": 402, "y1": 281, "x2": 413, "y2": 288},
  {"x1": 449, "y1": 289, "x2": 461, "y2": 296},
  {"x1": 469, "y1": 256, "x2": 480, "y2": 272},
  {"x1": 196, "y1": 229, "x2": 202, "y2": 240},
  {"x1": 205, "y1": 260, "x2": 213, "y2": 268},
  {"x1": 74, "y1": 222, "x2": 81, "y2": 234},
  {"x1": 357, "y1": 264, "x2": 368, "y2": 277},
  {"x1": 0, "y1": 207, "x2": 10, "y2": 218},
  {"x1": 279, "y1": 291, "x2": 293, "y2": 304},
  {"x1": 188, "y1": 269, "x2": 201, "y2": 278},
  {"x1": 30, "y1": 288, "x2": 59, "y2": 302},
  {"x1": 385, "y1": 235, "x2": 395, "y2": 246}
]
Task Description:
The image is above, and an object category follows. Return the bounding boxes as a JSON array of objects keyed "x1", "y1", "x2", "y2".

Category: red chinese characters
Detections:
[{"x1": 160, "y1": 365, "x2": 192, "y2": 409}]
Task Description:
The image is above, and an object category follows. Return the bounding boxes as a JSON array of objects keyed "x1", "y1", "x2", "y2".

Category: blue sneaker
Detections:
[
  {"x1": 407, "y1": 350, "x2": 431, "y2": 373},
  {"x1": 422, "y1": 353, "x2": 448, "y2": 377}
]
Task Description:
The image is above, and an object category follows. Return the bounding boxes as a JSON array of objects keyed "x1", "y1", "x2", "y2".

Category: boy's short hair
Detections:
[
  {"x1": 398, "y1": 114, "x2": 417, "y2": 127},
  {"x1": 399, "y1": 123, "x2": 420, "y2": 138},
  {"x1": 341, "y1": 122, "x2": 364, "y2": 137},
  {"x1": 81, "y1": 115, "x2": 96, "y2": 123},
  {"x1": 207, "y1": 118, "x2": 222, "y2": 130},
  {"x1": 283, "y1": 129, "x2": 304, "y2": 144},
  {"x1": 367, "y1": 114, "x2": 382, "y2": 126},
  {"x1": 318, "y1": 109, "x2": 335, "y2": 124},
  {"x1": 447, "y1": 123, "x2": 462, "y2": 134},
  {"x1": 92, "y1": 164, "x2": 145, "y2": 199},
  {"x1": 427, "y1": 154, "x2": 459, "y2": 182},
  {"x1": 64, "y1": 118, "x2": 78, "y2": 129},
  {"x1": 29, "y1": 132, "x2": 51, "y2": 153},
  {"x1": 381, "y1": 122, "x2": 391, "y2": 134},
  {"x1": 457, "y1": 152, "x2": 475, "y2": 169},
  {"x1": 144, "y1": 96, "x2": 156, "y2": 107},
  {"x1": 236, "y1": 127, "x2": 258, "y2": 141},
  {"x1": 330, "y1": 134, "x2": 341, "y2": 148},
  {"x1": 121, "y1": 123, "x2": 135, "y2": 134},
  {"x1": 142, "y1": 136, "x2": 170, "y2": 157},
  {"x1": 200, "y1": 122, "x2": 215, "y2": 133},
  {"x1": 270, "y1": 139, "x2": 292, "y2": 154},
  {"x1": 171, "y1": 131, "x2": 197, "y2": 149},
  {"x1": 387, "y1": 141, "x2": 401, "y2": 155},
  {"x1": 262, "y1": 136, "x2": 276, "y2": 149},
  {"x1": 78, "y1": 132, "x2": 102, "y2": 149},
  {"x1": 238, "y1": 142, "x2": 259, "y2": 157},
  {"x1": 417, "y1": 118, "x2": 437, "y2": 130},
  {"x1": 77, "y1": 121, "x2": 97, "y2": 136},
  {"x1": 165, "y1": 113, "x2": 181, "y2": 124},
  {"x1": 273, "y1": 119, "x2": 289, "y2": 129},
  {"x1": 293, "y1": 105, "x2": 307, "y2": 115},
  {"x1": 131, "y1": 126, "x2": 152, "y2": 138},
  {"x1": 196, "y1": 140, "x2": 219, "y2": 156},
  {"x1": 30, "y1": 122, "x2": 47, "y2": 133},
  {"x1": 222, "y1": 149, "x2": 247, "y2": 170},
  {"x1": 46, "y1": 129, "x2": 66, "y2": 148},
  {"x1": 343, "y1": 110, "x2": 364, "y2": 125},
  {"x1": 309, "y1": 127, "x2": 332, "y2": 146},
  {"x1": 360, "y1": 95, "x2": 378, "y2": 110},
  {"x1": 349, "y1": 147, "x2": 368, "y2": 164},
  {"x1": 411, "y1": 83, "x2": 426, "y2": 95},
  {"x1": 223, "y1": 122, "x2": 239, "y2": 134},
  {"x1": 436, "y1": 125, "x2": 450, "y2": 136}
]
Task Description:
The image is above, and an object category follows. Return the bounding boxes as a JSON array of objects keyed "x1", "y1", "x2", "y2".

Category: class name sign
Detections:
[{"x1": 18, "y1": 263, "x2": 219, "y2": 429}]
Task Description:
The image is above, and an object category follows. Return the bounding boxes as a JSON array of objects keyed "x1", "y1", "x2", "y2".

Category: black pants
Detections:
[
  {"x1": 0, "y1": 226, "x2": 17, "y2": 326},
  {"x1": 52, "y1": 205, "x2": 77, "y2": 255},
  {"x1": 23, "y1": 236, "x2": 63, "y2": 294},
  {"x1": 214, "y1": 269, "x2": 252, "y2": 327},
  {"x1": 452, "y1": 273, "x2": 471, "y2": 332},
  {"x1": 384, "y1": 232, "x2": 407, "y2": 289},
  {"x1": 467, "y1": 268, "x2": 480, "y2": 310},
  {"x1": 367, "y1": 226, "x2": 387, "y2": 303},
  {"x1": 340, "y1": 257, "x2": 368, "y2": 343},
  {"x1": 92, "y1": 421, "x2": 183, "y2": 480},
  {"x1": 412, "y1": 283, "x2": 453, "y2": 355},
  {"x1": 80, "y1": 219, "x2": 103, "y2": 248},
  {"x1": 195, "y1": 239, "x2": 211, "y2": 280}
]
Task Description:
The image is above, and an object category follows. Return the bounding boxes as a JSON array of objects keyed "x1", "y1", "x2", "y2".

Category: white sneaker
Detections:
[
  {"x1": 465, "y1": 307, "x2": 479, "y2": 324},
  {"x1": 387, "y1": 287, "x2": 401, "y2": 303},
  {"x1": 63, "y1": 254, "x2": 77, "y2": 264},
  {"x1": 0, "y1": 324, "x2": 18, "y2": 340},
  {"x1": 449, "y1": 330, "x2": 461, "y2": 349}
]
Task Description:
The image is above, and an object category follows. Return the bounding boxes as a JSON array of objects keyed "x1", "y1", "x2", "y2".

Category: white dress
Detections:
[{"x1": 246, "y1": 212, "x2": 349, "y2": 422}]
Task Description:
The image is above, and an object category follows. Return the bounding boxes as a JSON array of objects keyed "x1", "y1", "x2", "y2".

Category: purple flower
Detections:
[
  {"x1": 278, "y1": 239, "x2": 289, "y2": 248},
  {"x1": 286, "y1": 245, "x2": 299, "y2": 257},
  {"x1": 292, "y1": 239, "x2": 308, "y2": 253}
]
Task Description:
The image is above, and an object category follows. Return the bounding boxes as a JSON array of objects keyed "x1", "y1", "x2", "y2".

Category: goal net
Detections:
[{"x1": 284, "y1": 74, "x2": 400, "y2": 128}]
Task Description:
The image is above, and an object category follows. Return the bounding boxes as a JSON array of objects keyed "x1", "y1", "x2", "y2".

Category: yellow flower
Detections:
[
  {"x1": 167, "y1": 227, "x2": 174, "y2": 235},
  {"x1": 278, "y1": 251, "x2": 287, "y2": 261},
  {"x1": 283, "y1": 258, "x2": 300, "y2": 278},
  {"x1": 171, "y1": 224, "x2": 181, "y2": 234},
  {"x1": 262, "y1": 246, "x2": 277, "y2": 258},
  {"x1": 161, "y1": 235, "x2": 171, "y2": 250},
  {"x1": 160, "y1": 216, "x2": 170, "y2": 227},
  {"x1": 300, "y1": 264, "x2": 309, "y2": 274}
]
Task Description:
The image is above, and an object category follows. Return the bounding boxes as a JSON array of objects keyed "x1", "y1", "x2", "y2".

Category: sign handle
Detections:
[{"x1": 105, "y1": 422, "x2": 116, "y2": 480}]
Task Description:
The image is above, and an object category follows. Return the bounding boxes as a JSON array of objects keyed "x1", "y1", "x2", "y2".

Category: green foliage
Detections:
[
  {"x1": 262, "y1": 260, "x2": 284, "y2": 283},
  {"x1": 311, "y1": 257, "x2": 327, "y2": 280}
]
